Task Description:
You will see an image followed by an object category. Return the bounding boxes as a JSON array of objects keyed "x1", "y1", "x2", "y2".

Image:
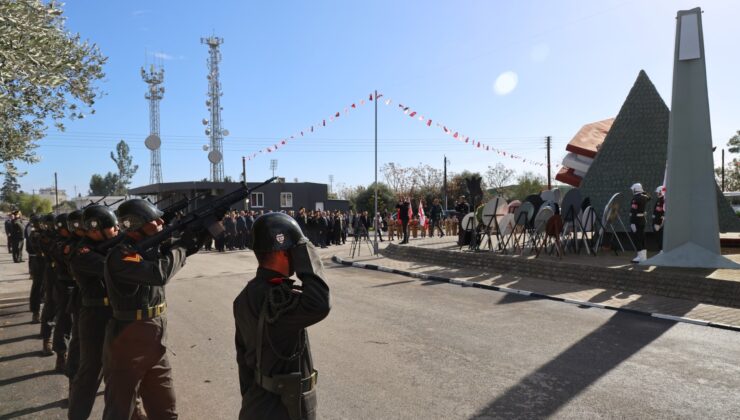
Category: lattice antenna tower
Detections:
[
  {"x1": 201, "y1": 36, "x2": 228, "y2": 182},
  {"x1": 141, "y1": 64, "x2": 165, "y2": 184}
]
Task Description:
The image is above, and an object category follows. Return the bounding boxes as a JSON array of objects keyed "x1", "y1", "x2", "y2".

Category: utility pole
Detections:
[
  {"x1": 721, "y1": 148, "x2": 725, "y2": 192},
  {"x1": 329, "y1": 175, "x2": 334, "y2": 195},
  {"x1": 546, "y1": 136, "x2": 552, "y2": 190},
  {"x1": 373, "y1": 89, "x2": 379, "y2": 255},
  {"x1": 242, "y1": 156, "x2": 246, "y2": 183},
  {"x1": 54, "y1": 172, "x2": 59, "y2": 213},
  {"x1": 443, "y1": 155, "x2": 448, "y2": 210}
]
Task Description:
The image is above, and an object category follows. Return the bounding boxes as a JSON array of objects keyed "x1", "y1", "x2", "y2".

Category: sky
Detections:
[{"x1": 15, "y1": 0, "x2": 740, "y2": 197}]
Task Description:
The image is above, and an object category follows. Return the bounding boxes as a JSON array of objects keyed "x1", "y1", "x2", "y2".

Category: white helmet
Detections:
[
  {"x1": 630, "y1": 183, "x2": 644, "y2": 194},
  {"x1": 655, "y1": 185, "x2": 664, "y2": 195}
]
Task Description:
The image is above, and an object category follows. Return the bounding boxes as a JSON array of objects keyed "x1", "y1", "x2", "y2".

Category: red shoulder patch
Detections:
[{"x1": 122, "y1": 252, "x2": 142, "y2": 263}]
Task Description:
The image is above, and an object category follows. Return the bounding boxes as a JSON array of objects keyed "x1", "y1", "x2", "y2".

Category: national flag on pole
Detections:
[
  {"x1": 408, "y1": 202, "x2": 413, "y2": 219},
  {"x1": 418, "y1": 199, "x2": 426, "y2": 227}
]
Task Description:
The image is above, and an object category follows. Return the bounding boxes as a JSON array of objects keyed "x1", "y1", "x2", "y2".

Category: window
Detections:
[
  {"x1": 250, "y1": 192, "x2": 264, "y2": 208},
  {"x1": 280, "y1": 192, "x2": 293, "y2": 208}
]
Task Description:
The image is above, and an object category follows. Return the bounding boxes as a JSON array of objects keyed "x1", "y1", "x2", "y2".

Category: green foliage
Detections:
[
  {"x1": 715, "y1": 158, "x2": 740, "y2": 192},
  {"x1": 1, "y1": 192, "x2": 53, "y2": 215},
  {"x1": 485, "y1": 163, "x2": 515, "y2": 199},
  {"x1": 354, "y1": 183, "x2": 396, "y2": 215},
  {"x1": 447, "y1": 170, "x2": 487, "y2": 207},
  {"x1": 110, "y1": 140, "x2": 138, "y2": 194},
  {"x1": 1, "y1": 162, "x2": 23, "y2": 202},
  {"x1": 510, "y1": 171, "x2": 546, "y2": 200},
  {"x1": 89, "y1": 172, "x2": 119, "y2": 195},
  {"x1": 727, "y1": 130, "x2": 740, "y2": 155},
  {"x1": 0, "y1": 0, "x2": 107, "y2": 164}
]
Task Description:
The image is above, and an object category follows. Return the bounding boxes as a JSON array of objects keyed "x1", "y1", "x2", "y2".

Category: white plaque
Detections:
[{"x1": 678, "y1": 13, "x2": 701, "y2": 61}]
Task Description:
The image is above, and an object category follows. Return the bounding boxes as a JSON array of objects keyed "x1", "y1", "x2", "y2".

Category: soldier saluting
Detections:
[
  {"x1": 629, "y1": 183, "x2": 651, "y2": 263},
  {"x1": 233, "y1": 213, "x2": 331, "y2": 420},
  {"x1": 103, "y1": 199, "x2": 204, "y2": 420}
]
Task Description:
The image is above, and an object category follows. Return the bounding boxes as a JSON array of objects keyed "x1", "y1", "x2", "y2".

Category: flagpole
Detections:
[{"x1": 373, "y1": 89, "x2": 379, "y2": 255}]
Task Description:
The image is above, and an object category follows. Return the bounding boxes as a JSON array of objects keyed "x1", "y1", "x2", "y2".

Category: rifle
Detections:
[
  {"x1": 136, "y1": 177, "x2": 277, "y2": 252},
  {"x1": 160, "y1": 192, "x2": 208, "y2": 224},
  {"x1": 83, "y1": 195, "x2": 108, "y2": 209}
]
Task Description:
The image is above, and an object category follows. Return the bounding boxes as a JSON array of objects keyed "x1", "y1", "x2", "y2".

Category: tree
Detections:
[
  {"x1": 89, "y1": 172, "x2": 119, "y2": 195},
  {"x1": 715, "y1": 159, "x2": 740, "y2": 192},
  {"x1": 485, "y1": 163, "x2": 515, "y2": 198},
  {"x1": 110, "y1": 140, "x2": 138, "y2": 195},
  {"x1": 1, "y1": 162, "x2": 23, "y2": 203},
  {"x1": 0, "y1": 0, "x2": 107, "y2": 164},
  {"x1": 17, "y1": 193, "x2": 52, "y2": 215},
  {"x1": 448, "y1": 170, "x2": 487, "y2": 206},
  {"x1": 510, "y1": 171, "x2": 545, "y2": 200},
  {"x1": 223, "y1": 175, "x2": 234, "y2": 182},
  {"x1": 354, "y1": 183, "x2": 396, "y2": 215},
  {"x1": 728, "y1": 130, "x2": 740, "y2": 154}
]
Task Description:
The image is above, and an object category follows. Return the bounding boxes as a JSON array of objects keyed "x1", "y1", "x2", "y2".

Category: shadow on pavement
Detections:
[
  {"x1": 0, "y1": 350, "x2": 43, "y2": 364},
  {"x1": 0, "y1": 369, "x2": 56, "y2": 387},
  {"x1": 369, "y1": 280, "x2": 416, "y2": 288},
  {"x1": 0, "y1": 398, "x2": 68, "y2": 419},
  {"x1": 0, "y1": 333, "x2": 39, "y2": 346},
  {"x1": 470, "y1": 296, "x2": 696, "y2": 419}
]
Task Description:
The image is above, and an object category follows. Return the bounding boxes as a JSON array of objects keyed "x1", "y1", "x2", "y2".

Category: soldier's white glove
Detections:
[
  {"x1": 630, "y1": 224, "x2": 636, "y2": 232},
  {"x1": 653, "y1": 224, "x2": 661, "y2": 232}
]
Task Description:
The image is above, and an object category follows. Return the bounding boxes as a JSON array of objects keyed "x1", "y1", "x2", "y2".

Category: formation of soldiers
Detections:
[{"x1": 9, "y1": 196, "x2": 331, "y2": 419}]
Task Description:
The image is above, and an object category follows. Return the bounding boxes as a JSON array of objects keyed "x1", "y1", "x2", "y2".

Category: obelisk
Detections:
[{"x1": 643, "y1": 8, "x2": 739, "y2": 268}]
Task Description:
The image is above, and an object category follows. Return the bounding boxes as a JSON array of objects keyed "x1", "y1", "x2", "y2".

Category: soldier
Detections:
[
  {"x1": 396, "y1": 197, "x2": 410, "y2": 244},
  {"x1": 26, "y1": 215, "x2": 45, "y2": 323},
  {"x1": 652, "y1": 186, "x2": 665, "y2": 252},
  {"x1": 430, "y1": 199, "x2": 444, "y2": 238},
  {"x1": 10, "y1": 210, "x2": 25, "y2": 262},
  {"x1": 454, "y1": 196, "x2": 470, "y2": 245},
  {"x1": 42, "y1": 214, "x2": 76, "y2": 372},
  {"x1": 4, "y1": 213, "x2": 12, "y2": 253},
  {"x1": 629, "y1": 183, "x2": 651, "y2": 263},
  {"x1": 64, "y1": 210, "x2": 87, "y2": 400},
  {"x1": 233, "y1": 213, "x2": 331, "y2": 420},
  {"x1": 67, "y1": 205, "x2": 119, "y2": 419},
  {"x1": 38, "y1": 213, "x2": 59, "y2": 356},
  {"x1": 102, "y1": 199, "x2": 205, "y2": 419}
]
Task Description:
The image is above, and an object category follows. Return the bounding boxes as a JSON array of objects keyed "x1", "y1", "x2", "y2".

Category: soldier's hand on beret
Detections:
[{"x1": 290, "y1": 241, "x2": 323, "y2": 280}]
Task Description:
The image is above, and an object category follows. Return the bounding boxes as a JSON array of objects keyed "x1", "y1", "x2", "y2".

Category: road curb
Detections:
[{"x1": 332, "y1": 255, "x2": 740, "y2": 333}]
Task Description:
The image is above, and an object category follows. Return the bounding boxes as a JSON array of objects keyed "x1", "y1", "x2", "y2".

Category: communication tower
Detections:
[
  {"x1": 141, "y1": 64, "x2": 164, "y2": 184},
  {"x1": 201, "y1": 36, "x2": 229, "y2": 182}
]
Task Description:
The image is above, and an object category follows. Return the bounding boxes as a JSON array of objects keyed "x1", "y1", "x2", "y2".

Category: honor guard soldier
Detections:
[
  {"x1": 103, "y1": 199, "x2": 204, "y2": 420},
  {"x1": 39, "y1": 213, "x2": 60, "y2": 356},
  {"x1": 26, "y1": 215, "x2": 45, "y2": 323},
  {"x1": 629, "y1": 183, "x2": 650, "y2": 263},
  {"x1": 49, "y1": 213, "x2": 76, "y2": 372},
  {"x1": 10, "y1": 210, "x2": 25, "y2": 262},
  {"x1": 234, "y1": 213, "x2": 331, "y2": 420},
  {"x1": 67, "y1": 205, "x2": 118, "y2": 419},
  {"x1": 652, "y1": 186, "x2": 665, "y2": 252},
  {"x1": 65, "y1": 210, "x2": 86, "y2": 387}
]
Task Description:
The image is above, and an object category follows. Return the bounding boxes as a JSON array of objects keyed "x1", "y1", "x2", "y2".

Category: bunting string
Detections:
[{"x1": 243, "y1": 92, "x2": 548, "y2": 167}]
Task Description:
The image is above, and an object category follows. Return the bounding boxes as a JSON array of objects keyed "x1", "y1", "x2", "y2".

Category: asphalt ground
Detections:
[{"x1": 1, "y1": 238, "x2": 739, "y2": 419}]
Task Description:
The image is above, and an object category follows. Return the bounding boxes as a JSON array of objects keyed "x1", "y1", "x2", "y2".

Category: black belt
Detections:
[
  {"x1": 113, "y1": 302, "x2": 166, "y2": 321},
  {"x1": 82, "y1": 297, "x2": 109, "y2": 307},
  {"x1": 258, "y1": 370, "x2": 317, "y2": 394}
]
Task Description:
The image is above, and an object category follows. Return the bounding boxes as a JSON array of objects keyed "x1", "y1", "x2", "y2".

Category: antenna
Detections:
[
  {"x1": 270, "y1": 159, "x2": 278, "y2": 177},
  {"x1": 329, "y1": 174, "x2": 334, "y2": 194},
  {"x1": 201, "y1": 35, "x2": 227, "y2": 182},
  {"x1": 141, "y1": 63, "x2": 165, "y2": 184}
]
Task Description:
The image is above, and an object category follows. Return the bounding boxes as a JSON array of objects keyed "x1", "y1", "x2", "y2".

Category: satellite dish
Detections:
[
  {"x1": 222, "y1": 129, "x2": 229, "y2": 137},
  {"x1": 602, "y1": 192, "x2": 622, "y2": 225},
  {"x1": 202, "y1": 118, "x2": 209, "y2": 125},
  {"x1": 461, "y1": 212, "x2": 477, "y2": 231},
  {"x1": 205, "y1": 129, "x2": 211, "y2": 136},
  {"x1": 581, "y1": 206, "x2": 596, "y2": 231},
  {"x1": 202, "y1": 145, "x2": 209, "y2": 151},
  {"x1": 481, "y1": 197, "x2": 507, "y2": 227},
  {"x1": 144, "y1": 134, "x2": 161, "y2": 150},
  {"x1": 208, "y1": 150, "x2": 222, "y2": 164}
]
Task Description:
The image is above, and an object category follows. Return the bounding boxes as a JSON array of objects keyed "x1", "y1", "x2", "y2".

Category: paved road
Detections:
[{"x1": 2, "y1": 243, "x2": 739, "y2": 419}]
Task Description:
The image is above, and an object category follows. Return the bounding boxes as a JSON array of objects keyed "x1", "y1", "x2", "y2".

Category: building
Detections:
[
  {"x1": 128, "y1": 179, "x2": 349, "y2": 214},
  {"x1": 37, "y1": 187, "x2": 67, "y2": 205}
]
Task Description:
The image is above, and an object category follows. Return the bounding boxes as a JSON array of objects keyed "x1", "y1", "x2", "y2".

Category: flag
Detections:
[
  {"x1": 418, "y1": 199, "x2": 426, "y2": 227},
  {"x1": 335, "y1": 112, "x2": 340, "y2": 117},
  {"x1": 454, "y1": 132, "x2": 459, "y2": 139},
  {"x1": 409, "y1": 111, "x2": 417, "y2": 117},
  {"x1": 427, "y1": 119, "x2": 432, "y2": 126},
  {"x1": 300, "y1": 131, "x2": 304, "y2": 136},
  {"x1": 322, "y1": 120, "x2": 326, "y2": 126},
  {"x1": 351, "y1": 103, "x2": 356, "y2": 108},
  {"x1": 407, "y1": 202, "x2": 413, "y2": 219},
  {"x1": 385, "y1": 99, "x2": 391, "y2": 105},
  {"x1": 281, "y1": 140, "x2": 286, "y2": 145},
  {"x1": 369, "y1": 93, "x2": 373, "y2": 101}
]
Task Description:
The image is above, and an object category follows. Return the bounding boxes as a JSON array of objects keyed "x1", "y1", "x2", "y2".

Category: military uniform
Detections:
[
  {"x1": 630, "y1": 188, "x2": 650, "y2": 262},
  {"x1": 67, "y1": 236, "x2": 113, "y2": 419},
  {"x1": 10, "y1": 216, "x2": 25, "y2": 262},
  {"x1": 26, "y1": 221, "x2": 44, "y2": 321},
  {"x1": 234, "y1": 256, "x2": 330, "y2": 420},
  {"x1": 48, "y1": 231, "x2": 75, "y2": 368},
  {"x1": 652, "y1": 193, "x2": 665, "y2": 250},
  {"x1": 102, "y1": 237, "x2": 187, "y2": 420},
  {"x1": 39, "y1": 224, "x2": 60, "y2": 355}
]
